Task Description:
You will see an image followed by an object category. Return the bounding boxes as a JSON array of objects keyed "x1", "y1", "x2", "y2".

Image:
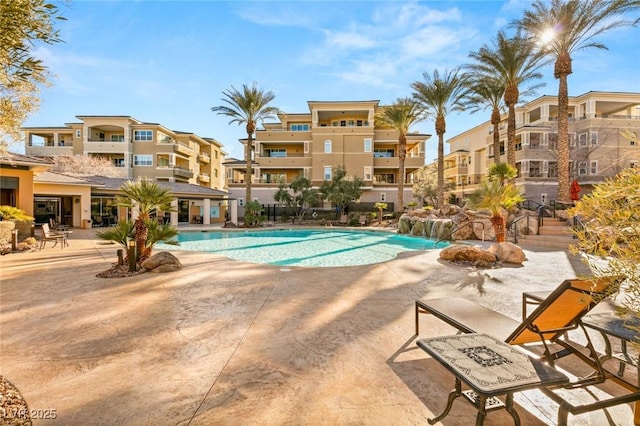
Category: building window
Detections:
[
  {"x1": 324, "y1": 140, "x2": 332, "y2": 153},
  {"x1": 324, "y1": 166, "x2": 332, "y2": 180},
  {"x1": 578, "y1": 161, "x2": 587, "y2": 176},
  {"x1": 364, "y1": 166, "x2": 372, "y2": 181},
  {"x1": 111, "y1": 135, "x2": 124, "y2": 142},
  {"x1": 304, "y1": 141, "x2": 309, "y2": 153},
  {"x1": 364, "y1": 138, "x2": 372, "y2": 153},
  {"x1": 590, "y1": 131, "x2": 598, "y2": 146},
  {"x1": 134, "y1": 130, "x2": 153, "y2": 141},
  {"x1": 290, "y1": 124, "x2": 309, "y2": 131},
  {"x1": 266, "y1": 148, "x2": 286, "y2": 158},
  {"x1": 113, "y1": 158, "x2": 125, "y2": 167},
  {"x1": 374, "y1": 149, "x2": 394, "y2": 158},
  {"x1": 590, "y1": 160, "x2": 598, "y2": 175},
  {"x1": 374, "y1": 173, "x2": 394, "y2": 183},
  {"x1": 578, "y1": 132, "x2": 588, "y2": 147},
  {"x1": 133, "y1": 155, "x2": 153, "y2": 166}
]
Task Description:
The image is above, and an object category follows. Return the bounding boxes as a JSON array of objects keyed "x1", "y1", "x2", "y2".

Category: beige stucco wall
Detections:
[
  {"x1": 1, "y1": 168, "x2": 35, "y2": 215},
  {"x1": 34, "y1": 182, "x2": 92, "y2": 227}
]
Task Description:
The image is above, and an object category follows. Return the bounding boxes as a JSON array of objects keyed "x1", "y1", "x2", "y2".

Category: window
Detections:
[
  {"x1": 590, "y1": 131, "x2": 598, "y2": 146},
  {"x1": 324, "y1": 167, "x2": 332, "y2": 180},
  {"x1": 364, "y1": 138, "x2": 372, "y2": 153},
  {"x1": 111, "y1": 135, "x2": 124, "y2": 142},
  {"x1": 590, "y1": 160, "x2": 598, "y2": 175},
  {"x1": 290, "y1": 124, "x2": 309, "y2": 131},
  {"x1": 578, "y1": 132, "x2": 588, "y2": 147},
  {"x1": 133, "y1": 155, "x2": 153, "y2": 166},
  {"x1": 578, "y1": 161, "x2": 587, "y2": 176},
  {"x1": 113, "y1": 158, "x2": 125, "y2": 167},
  {"x1": 374, "y1": 173, "x2": 394, "y2": 183},
  {"x1": 134, "y1": 130, "x2": 153, "y2": 141},
  {"x1": 373, "y1": 149, "x2": 394, "y2": 158},
  {"x1": 364, "y1": 166, "x2": 372, "y2": 181},
  {"x1": 324, "y1": 140, "x2": 332, "y2": 153},
  {"x1": 266, "y1": 148, "x2": 286, "y2": 157}
]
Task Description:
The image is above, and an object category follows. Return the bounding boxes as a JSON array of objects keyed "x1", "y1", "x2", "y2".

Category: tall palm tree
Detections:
[
  {"x1": 518, "y1": 0, "x2": 640, "y2": 203},
  {"x1": 467, "y1": 31, "x2": 547, "y2": 171},
  {"x1": 211, "y1": 83, "x2": 280, "y2": 204},
  {"x1": 464, "y1": 74, "x2": 505, "y2": 164},
  {"x1": 115, "y1": 180, "x2": 175, "y2": 262},
  {"x1": 412, "y1": 68, "x2": 469, "y2": 208},
  {"x1": 374, "y1": 98, "x2": 425, "y2": 212}
]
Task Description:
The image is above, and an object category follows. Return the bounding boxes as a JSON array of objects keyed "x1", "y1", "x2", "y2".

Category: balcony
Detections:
[
  {"x1": 372, "y1": 156, "x2": 424, "y2": 168},
  {"x1": 26, "y1": 146, "x2": 73, "y2": 156},
  {"x1": 198, "y1": 153, "x2": 210, "y2": 164},
  {"x1": 173, "y1": 143, "x2": 193, "y2": 155},
  {"x1": 84, "y1": 140, "x2": 130, "y2": 154},
  {"x1": 198, "y1": 173, "x2": 210, "y2": 183},
  {"x1": 256, "y1": 155, "x2": 312, "y2": 168}
]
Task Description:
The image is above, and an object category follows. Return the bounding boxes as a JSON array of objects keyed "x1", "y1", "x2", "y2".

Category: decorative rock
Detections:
[
  {"x1": 487, "y1": 242, "x2": 526, "y2": 264},
  {"x1": 141, "y1": 251, "x2": 183, "y2": 273},
  {"x1": 439, "y1": 244, "x2": 498, "y2": 265}
]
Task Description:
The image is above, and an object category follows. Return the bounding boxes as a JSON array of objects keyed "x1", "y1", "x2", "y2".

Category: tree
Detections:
[
  {"x1": 211, "y1": 83, "x2": 280, "y2": 206},
  {"x1": 373, "y1": 202, "x2": 387, "y2": 225},
  {"x1": 570, "y1": 167, "x2": 640, "y2": 323},
  {"x1": 319, "y1": 166, "x2": 364, "y2": 216},
  {"x1": 50, "y1": 155, "x2": 124, "y2": 177},
  {"x1": 0, "y1": 205, "x2": 34, "y2": 222},
  {"x1": 518, "y1": 0, "x2": 640, "y2": 204},
  {"x1": 466, "y1": 172, "x2": 524, "y2": 243},
  {"x1": 0, "y1": 0, "x2": 65, "y2": 155},
  {"x1": 273, "y1": 176, "x2": 319, "y2": 224},
  {"x1": 464, "y1": 73, "x2": 505, "y2": 164},
  {"x1": 114, "y1": 180, "x2": 176, "y2": 262},
  {"x1": 374, "y1": 98, "x2": 425, "y2": 213},
  {"x1": 467, "y1": 30, "x2": 547, "y2": 171},
  {"x1": 411, "y1": 68, "x2": 469, "y2": 208},
  {"x1": 487, "y1": 162, "x2": 518, "y2": 185},
  {"x1": 243, "y1": 200, "x2": 266, "y2": 227}
]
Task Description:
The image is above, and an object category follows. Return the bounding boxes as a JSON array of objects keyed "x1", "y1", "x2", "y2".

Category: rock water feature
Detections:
[{"x1": 397, "y1": 204, "x2": 538, "y2": 266}]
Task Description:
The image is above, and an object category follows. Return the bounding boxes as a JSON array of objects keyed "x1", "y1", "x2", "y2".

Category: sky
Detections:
[{"x1": 15, "y1": 0, "x2": 640, "y2": 162}]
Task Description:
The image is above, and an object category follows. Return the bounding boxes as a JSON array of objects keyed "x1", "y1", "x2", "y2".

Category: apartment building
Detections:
[
  {"x1": 21, "y1": 115, "x2": 231, "y2": 226},
  {"x1": 225, "y1": 100, "x2": 431, "y2": 209},
  {"x1": 23, "y1": 115, "x2": 226, "y2": 190},
  {"x1": 444, "y1": 91, "x2": 640, "y2": 204}
]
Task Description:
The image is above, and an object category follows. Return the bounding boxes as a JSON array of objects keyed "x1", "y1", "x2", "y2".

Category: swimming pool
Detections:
[{"x1": 156, "y1": 228, "x2": 448, "y2": 267}]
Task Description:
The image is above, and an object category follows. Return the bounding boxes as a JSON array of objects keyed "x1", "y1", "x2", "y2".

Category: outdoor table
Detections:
[{"x1": 417, "y1": 333, "x2": 569, "y2": 426}]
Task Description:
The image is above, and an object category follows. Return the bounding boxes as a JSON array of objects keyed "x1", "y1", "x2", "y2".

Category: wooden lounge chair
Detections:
[
  {"x1": 40, "y1": 223, "x2": 67, "y2": 249},
  {"x1": 415, "y1": 277, "x2": 640, "y2": 425}
]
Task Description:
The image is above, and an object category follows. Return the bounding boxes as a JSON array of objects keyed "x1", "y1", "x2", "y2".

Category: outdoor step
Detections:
[{"x1": 516, "y1": 234, "x2": 576, "y2": 250}]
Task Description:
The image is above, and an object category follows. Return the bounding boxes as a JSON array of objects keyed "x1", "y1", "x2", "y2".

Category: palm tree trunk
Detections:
[
  {"x1": 506, "y1": 102, "x2": 516, "y2": 171},
  {"x1": 134, "y1": 218, "x2": 148, "y2": 263},
  {"x1": 491, "y1": 214, "x2": 506, "y2": 243},
  {"x1": 556, "y1": 73, "x2": 570, "y2": 204},
  {"x1": 397, "y1": 136, "x2": 406, "y2": 213},
  {"x1": 245, "y1": 134, "x2": 253, "y2": 204},
  {"x1": 436, "y1": 115, "x2": 446, "y2": 208},
  {"x1": 491, "y1": 107, "x2": 501, "y2": 164}
]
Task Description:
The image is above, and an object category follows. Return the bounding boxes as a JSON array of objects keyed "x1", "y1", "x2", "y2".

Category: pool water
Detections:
[{"x1": 156, "y1": 229, "x2": 448, "y2": 267}]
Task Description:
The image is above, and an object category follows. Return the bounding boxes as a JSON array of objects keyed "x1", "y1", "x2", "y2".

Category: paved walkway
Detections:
[{"x1": 0, "y1": 228, "x2": 636, "y2": 425}]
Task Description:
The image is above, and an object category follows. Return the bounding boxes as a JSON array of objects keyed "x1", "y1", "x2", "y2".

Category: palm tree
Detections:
[
  {"x1": 518, "y1": 0, "x2": 640, "y2": 203},
  {"x1": 467, "y1": 30, "x2": 547, "y2": 171},
  {"x1": 467, "y1": 178, "x2": 524, "y2": 243},
  {"x1": 374, "y1": 98, "x2": 425, "y2": 212},
  {"x1": 211, "y1": 83, "x2": 280, "y2": 205},
  {"x1": 464, "y1": 74, "x2": 505, "y2": 164},
  {"x1": 115, "y1": 180, "x2": 175, "y2": 262},
  {"x1": 411, "y1": 68, "x2": 469, "y2": 208}
]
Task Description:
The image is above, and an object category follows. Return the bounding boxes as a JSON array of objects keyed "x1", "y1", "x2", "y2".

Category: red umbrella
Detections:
[{"x1": 570, "y1": 179, "x2": 581, "y2": 201}]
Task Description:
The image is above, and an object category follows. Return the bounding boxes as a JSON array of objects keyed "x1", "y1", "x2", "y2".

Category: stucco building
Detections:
[
  {"x1": 225, "y1": 100, "x2": 431, "y2": 210},
  {"x1": 444, "y1": 91, "x2": 640, "y2": 204}
]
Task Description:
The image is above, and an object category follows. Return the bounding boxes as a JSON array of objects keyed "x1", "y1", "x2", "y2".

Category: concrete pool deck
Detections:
[{"x1": 0, "y1": 228, "x2": 636, "y2": 425}]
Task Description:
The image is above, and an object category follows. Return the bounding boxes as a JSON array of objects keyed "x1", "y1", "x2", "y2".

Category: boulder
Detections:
[
  {"x1": 142, "y1": 251, "x2": 183, "y2": 273},
  {"x1": 487, "y1": 242, "x2": 526, "y2": 264},
  {"x1": 439, "y1": 244, "x2": 498, "y2": 267}
]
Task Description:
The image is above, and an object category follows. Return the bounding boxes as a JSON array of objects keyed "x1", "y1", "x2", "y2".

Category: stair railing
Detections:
[{"x1": 508, "y1": 214, "x2": 531, "y2": 244}]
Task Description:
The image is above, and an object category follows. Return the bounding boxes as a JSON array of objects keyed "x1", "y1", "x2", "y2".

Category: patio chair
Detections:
[
  {"x1": 40, "y1": 223, "x2": 67, "y2": 249},
  {"x1": 415, "y1": 277, "x2": 640, "y2": 425},
  {"x1": 49, "y1": 217, "x2": 69, "y2": 231},
  {"x1": 358, "y1": 215, "x2": 368, "y2": 226}
]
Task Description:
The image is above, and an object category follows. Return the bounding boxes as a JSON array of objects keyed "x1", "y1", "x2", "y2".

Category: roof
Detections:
[
  {"x1": 84, "y1": 176, "x2": 229, "y2": 197},
  {"x1": 1, "y1": 153, "x2": 54, "y2": 167},
  {"x1": 34, "y1": 172, "x2": 97, "y2": 186}
]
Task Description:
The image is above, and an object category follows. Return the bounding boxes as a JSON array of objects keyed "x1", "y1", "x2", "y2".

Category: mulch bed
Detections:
[
  {"x1": 0, "y1": 375, "x2": 31, "y2": 425},
  {"x1": 96, "y1": 264, "x2": 144, "y2": 278}
]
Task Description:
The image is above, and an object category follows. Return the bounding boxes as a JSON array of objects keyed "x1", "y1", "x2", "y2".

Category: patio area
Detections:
[{"x1": 0, "y1": 228, "x2": 636, "y2": 425}]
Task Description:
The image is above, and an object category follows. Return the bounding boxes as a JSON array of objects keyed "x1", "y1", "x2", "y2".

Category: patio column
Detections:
[
  {"x1": 229, "y1": 199, "x2": 238, "y2": 225},
  {"x1": 203, "y1": 198, "x2": 211, "y2": 225},
  {"x1": 170, "y1": 199, "x2": 178, "y2": 226}
]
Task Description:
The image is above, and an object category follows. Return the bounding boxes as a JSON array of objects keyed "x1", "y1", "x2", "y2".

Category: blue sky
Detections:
[{"x1": 18, "y1": 0, "x2": 640, "y2": 162}]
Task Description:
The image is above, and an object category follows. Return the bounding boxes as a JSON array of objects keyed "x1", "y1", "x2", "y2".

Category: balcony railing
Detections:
[{"x1": 198, "y1": 153, "x2": 210, "y2": 163}]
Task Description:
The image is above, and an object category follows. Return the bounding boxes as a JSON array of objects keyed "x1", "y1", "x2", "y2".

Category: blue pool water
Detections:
[{"x1": 156, "y1": 229, "x2": 448, "y2": 267}]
